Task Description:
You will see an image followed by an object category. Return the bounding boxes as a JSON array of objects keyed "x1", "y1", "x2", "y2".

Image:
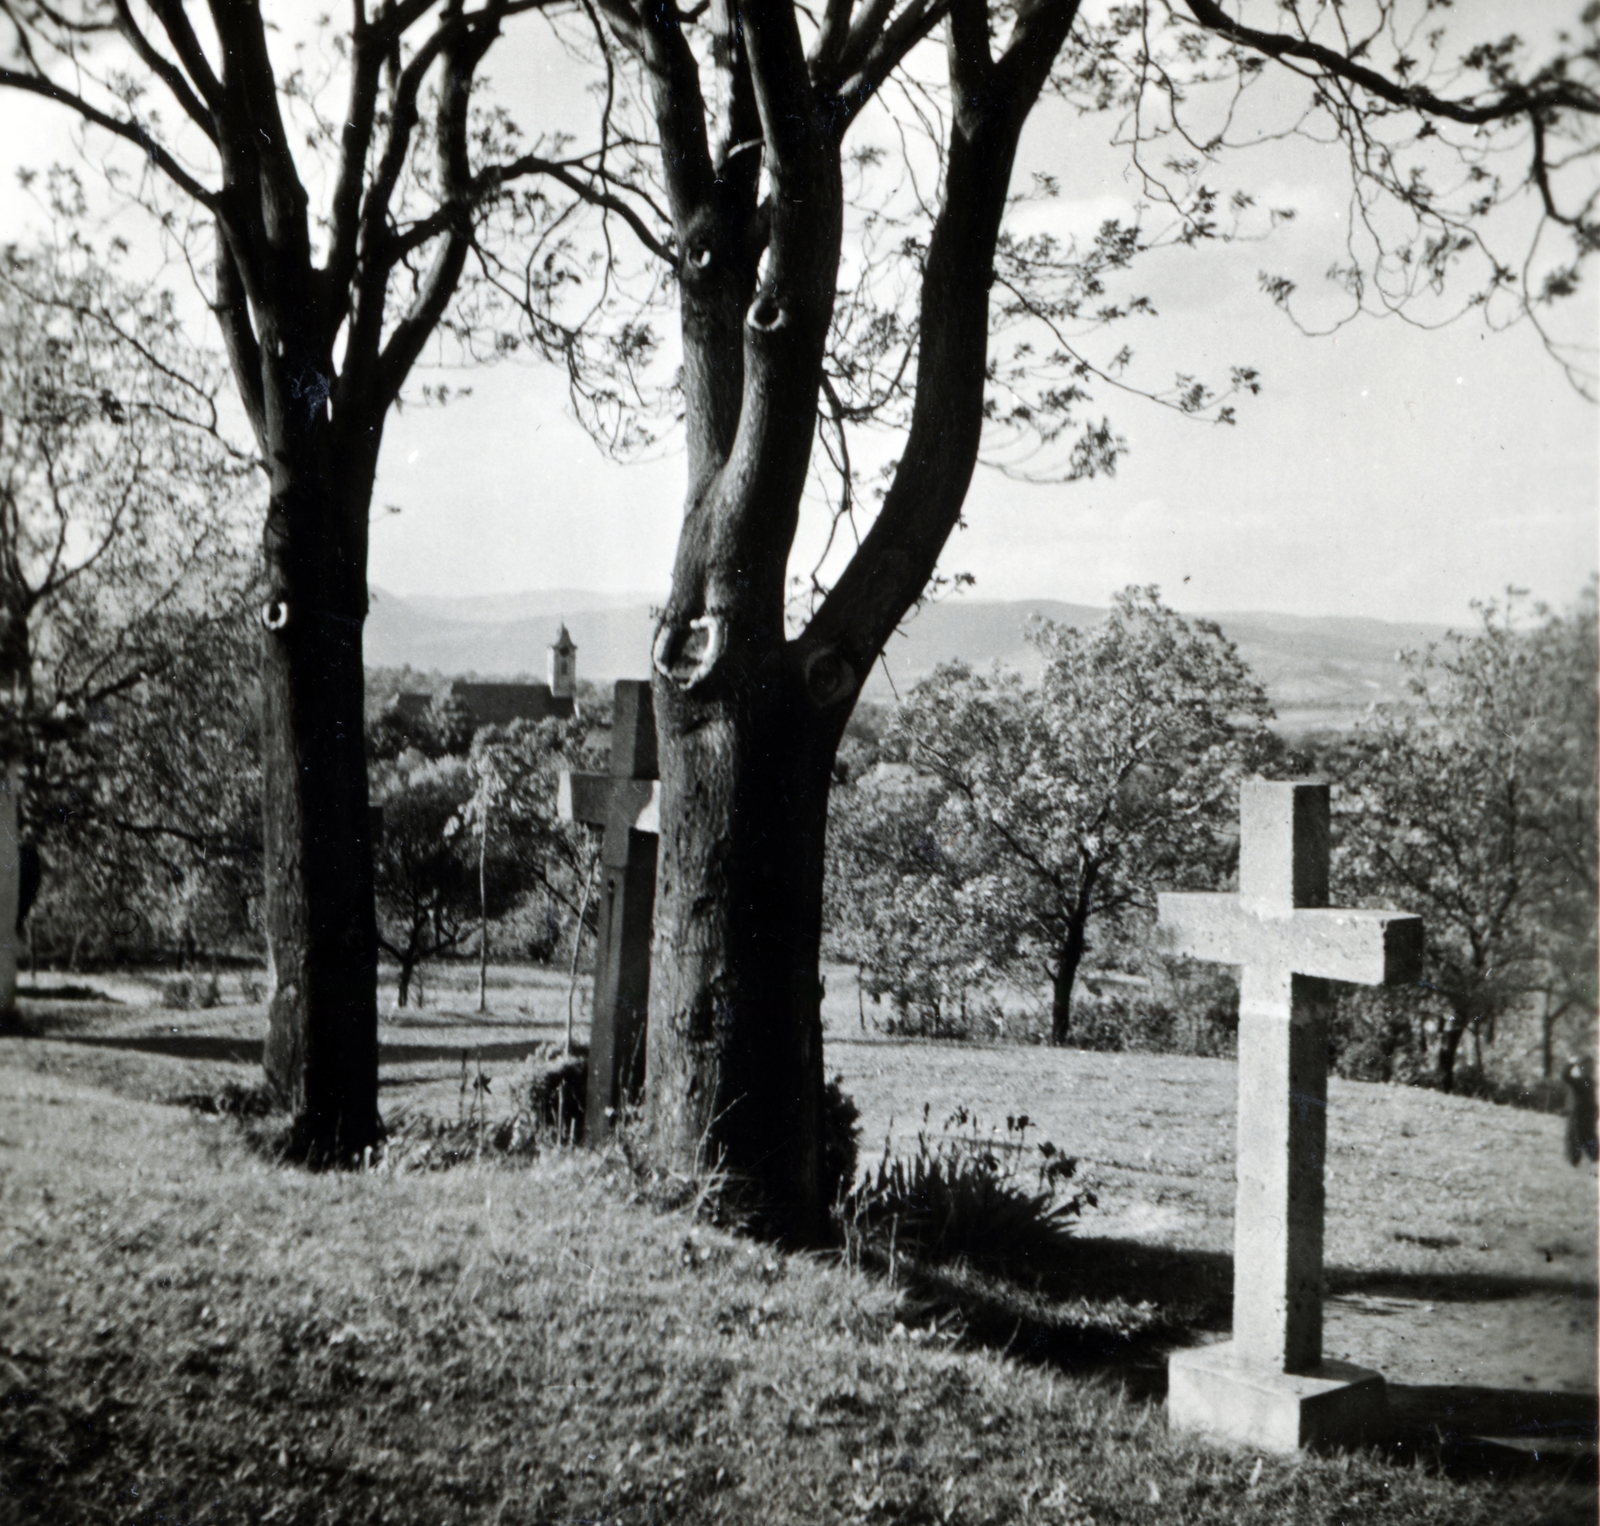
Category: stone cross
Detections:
[
  {"x1": 558, "y1": 680, "x2": 659, "y2": 1141},
  {"x1": 1159, "y1": 778, "x2": 1423, "y2": 1453}
]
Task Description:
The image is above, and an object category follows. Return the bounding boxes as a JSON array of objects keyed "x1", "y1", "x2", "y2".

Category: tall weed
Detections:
[{"x1": 839, "y1": 1106, "x2": 1094, "y2": 1278}]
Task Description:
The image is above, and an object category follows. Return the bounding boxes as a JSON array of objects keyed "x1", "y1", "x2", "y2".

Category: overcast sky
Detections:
[{"x1": 1, "y1": 6, "x2": 1593, "y2": 627}]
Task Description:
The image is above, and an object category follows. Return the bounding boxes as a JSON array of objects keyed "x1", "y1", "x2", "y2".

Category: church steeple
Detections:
[{"x1": 548, "y1": 622, "x2": 577, "y2": 699}]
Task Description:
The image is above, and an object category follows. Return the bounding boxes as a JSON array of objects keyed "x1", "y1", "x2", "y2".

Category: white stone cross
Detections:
[{"x1": 1160, "y1": 778, "x2": 1422, "y2": 1452}]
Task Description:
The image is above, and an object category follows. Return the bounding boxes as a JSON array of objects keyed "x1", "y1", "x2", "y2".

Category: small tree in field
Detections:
[
  {"x1": 371, "y1": 715, "x2": 600, "y2": 1007},
  {"x1": 826, "y1": 760, "x2": 996, "y2": 1034},
  {"x1": 372, "y1": 758, "x2": 512, "y2": 1008},
  {"x1": 1335, "y1": 586, "x2": 1599, "y2": 1091},
  {"x1": 33, "y1": 596, "x2": 264, "y2": 970},
  {"x1": 829, "y1": 589, "x2": 1275, "y2": 1044}
]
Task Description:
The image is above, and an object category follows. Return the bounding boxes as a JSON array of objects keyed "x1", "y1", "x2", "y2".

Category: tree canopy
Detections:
[
  {"x1": 1334, "y1": 584, "x2": 1599, "y2": 1089},
  {"x1": 827, "y1": 587, "x2": 1276, "y2": 1042},
  {"x1": 0, "y1": 229, "x2": 258, "y2": 1001}
]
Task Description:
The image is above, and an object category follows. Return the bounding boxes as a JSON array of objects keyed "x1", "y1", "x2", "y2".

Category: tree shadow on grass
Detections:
[
  {"x1": 43, "y1": 1033, "x2": 264, "y2": 1065},
  {"x1": 45, "y1": 1032, "x2": 564, "y2": 1070},
  {"x1": 1389, "y1": 1385, "x2": 1597, "y2": 1484},
  {"x1": 898, "y1": 1235, "x2": 1597, "y2": 1481}
]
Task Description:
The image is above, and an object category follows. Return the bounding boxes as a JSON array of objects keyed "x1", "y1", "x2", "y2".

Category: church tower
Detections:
[{"x1": 548, "y1": 623, "x2": 577, "y2": 700}]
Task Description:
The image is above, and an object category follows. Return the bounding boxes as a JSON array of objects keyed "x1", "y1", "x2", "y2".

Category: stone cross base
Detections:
[{"x1": 1168, "y1": 1343, "x2": 1388, "y2": 1454}]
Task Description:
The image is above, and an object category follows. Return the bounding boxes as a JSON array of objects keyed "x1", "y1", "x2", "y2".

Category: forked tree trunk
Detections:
[{"x1": 626, "y1": 0, "x2": 1081, "y2": 1241}]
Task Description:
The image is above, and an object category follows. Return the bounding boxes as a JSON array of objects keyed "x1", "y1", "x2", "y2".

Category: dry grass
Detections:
[{"x1": 1, "y1": 979, "x2": 1595, "y2": 1525}]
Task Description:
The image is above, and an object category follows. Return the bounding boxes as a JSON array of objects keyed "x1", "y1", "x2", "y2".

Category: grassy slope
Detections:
[{"x1": 1, "y1": 1006, "x2": 1594, "y2": 1525}]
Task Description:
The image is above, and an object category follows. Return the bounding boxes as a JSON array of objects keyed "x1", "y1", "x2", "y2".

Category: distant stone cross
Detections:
[
  {"x1": 1159, "y1": 778, "x2": 1423, "y2": 1452},
  {"x1": 558, "y1": 680, "x2": 659, "y2": 1141}
]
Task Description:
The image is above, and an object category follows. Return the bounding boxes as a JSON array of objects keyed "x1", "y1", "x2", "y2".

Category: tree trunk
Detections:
[
  {"x1": 629, "y1": 0, "x2": 1078, "y2": 1243},
  {"x1": 0, "y1": 761, "x2": 19, "y2": 1029},
  {"x1": 1050, "y1": 918, "x2": 1087, "y2": 1047},
  {"x1": 1050, "y1": 959, "x2": 1076, "y2": 1048},
  {"x1": 257, "y1": 402, "x2": 383, "y2": 1159},
  {"x1": 478, "y1": 824, "x2": 489, "y2": 1015},
  {"x1": 1050, "y1": 872, "x2": 1097, "y2": 1047},
  {"x1": 1437, "y1": 1009, "x2": 1469, "y2": 1093},
  {"x1": 647, "y1": 662, "x2": 838, "y2": 1242}
]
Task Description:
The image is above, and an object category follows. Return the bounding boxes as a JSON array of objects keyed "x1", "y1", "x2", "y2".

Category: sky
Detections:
[{"x1": 0, "y1": 5, "x2": 1594, "y2": 627}]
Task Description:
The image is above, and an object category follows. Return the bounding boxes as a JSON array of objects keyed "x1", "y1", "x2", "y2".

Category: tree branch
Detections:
[
  {"x1": 1182, "y1": 0, "x2": 1600, "y2": 126},
  {"x1": 483, "y1": 154, "x2": 677, "y2": 263},
  {"x1": 211, "y1": 226, "x2": 267, "y2": 449},
  {"x1": 373, "y1": 0, "x2": 504, "y2": 408},
  {"x1": 110, "y1": 0, "x2": 217, "y2": 140},
  {"x1": 321, "y1": 0, "x2": 391, "y2": 332},
  {"x1": 0, "y1": 67, "x2": 217, "y2": 208}
]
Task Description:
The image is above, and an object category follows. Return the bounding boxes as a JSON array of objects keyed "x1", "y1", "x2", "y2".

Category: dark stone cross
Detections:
[{"x1": 558, "y1": 680, "x2": 659, "y2": 1141}]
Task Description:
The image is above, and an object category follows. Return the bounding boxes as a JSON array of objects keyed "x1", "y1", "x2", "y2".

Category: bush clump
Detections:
[
  {"x1": 161, "y1": 973, "x2": 222, "y2": 1011},
  {"x1": 838, "y1": 1106, "x2": 1094, "y2": 1278},
  {"x1": 823, "y1": 1074, "x2": 861, "y2": 1205}
]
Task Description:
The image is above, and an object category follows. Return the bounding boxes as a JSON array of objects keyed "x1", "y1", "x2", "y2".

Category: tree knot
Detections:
[
  {"x1": 801, "y1": 643, "x2": 856, "y2": 708},
  {"x1": 653, "y1": 611, "x2": 726, "y2": 689},
  {"x1": 747, "y1": 296, "x2": 787, "y2": 332}
]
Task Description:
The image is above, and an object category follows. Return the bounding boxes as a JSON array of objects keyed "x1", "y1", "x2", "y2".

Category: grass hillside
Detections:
[{"x1": 4, "y1": 973, "x2": 1595, "y2": 1525}]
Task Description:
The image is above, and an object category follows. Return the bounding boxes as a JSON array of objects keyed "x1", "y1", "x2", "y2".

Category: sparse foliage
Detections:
[
  {"x1": 370, "y1": 715, "x2": 601, "y2": 1007},
  {"x1": 1334, "y1": 585, "x2": 1599, "y2": 1090},
  {"x1": 839, "y1": 1106, "x2": 1093, "y2": 1276},
  {"x1": 0, "y1": 233, "x2": 258, "y2": 988}
]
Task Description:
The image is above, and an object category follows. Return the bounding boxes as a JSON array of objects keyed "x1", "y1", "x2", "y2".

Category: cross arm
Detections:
[
  {"x1": 1158, "y1": 893, "x2": 1423, "y2": 988},
  {"x1": 558, "y1": 771, "x2": 661, "y2": 846}
]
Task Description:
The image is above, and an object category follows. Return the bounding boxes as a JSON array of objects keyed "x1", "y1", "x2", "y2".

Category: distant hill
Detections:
[
  {"x1": 366, "y1": 588, "x2": 1449, "y2": 736},
  {"x1": 366, "y1": 589, "x2": 660, "y2": 688}
]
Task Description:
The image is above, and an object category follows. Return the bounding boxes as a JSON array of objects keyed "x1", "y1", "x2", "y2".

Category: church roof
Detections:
[{"x1": 552, "y1": 622, "x2": 576, "y2": 651}]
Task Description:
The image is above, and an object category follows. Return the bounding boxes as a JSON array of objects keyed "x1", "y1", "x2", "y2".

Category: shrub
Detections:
[
  {"x1": 1425, "y1": 1066, "x2": 1569, "y2": 1115},
  {"x1": 838, "y1": 1106, "x2": 1094, "y2": 1277},
  {"x1": 161, "y1": 973, "x2": 221, "y2": 1010},
  {"x1": 823, "y1": 1075, "x2": 861, "y2": 1205},
  {"x1": 179, "y1": 1080, "x2": 278, "y2": 1119}
]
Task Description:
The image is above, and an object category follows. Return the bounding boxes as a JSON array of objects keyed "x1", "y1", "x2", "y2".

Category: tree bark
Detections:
[
  {"x1": 647, "y1": 667, "x2": 838, "y2": 1240},
  {"x1": 1050, "y1": 946, "x2": 1078, "y2": 1047},
  {"x1": 256, "y1": 353, "x2": 383, "y2": 1157},
  {"x1": 0, "y1": 761, "x2": 19, "y2": 1030},
  {"x1": 1437, "y1": 1008, "x2": 1470, "y2": 1093},
  {"x1": 1048, "y1": 862, "x2": 1099, "y2": 1045}
]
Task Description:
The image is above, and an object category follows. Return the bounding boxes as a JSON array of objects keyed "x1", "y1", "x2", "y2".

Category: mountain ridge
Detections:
[{"x1": 365, "y1": 588, "x2": 1450, "y2": 735}]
